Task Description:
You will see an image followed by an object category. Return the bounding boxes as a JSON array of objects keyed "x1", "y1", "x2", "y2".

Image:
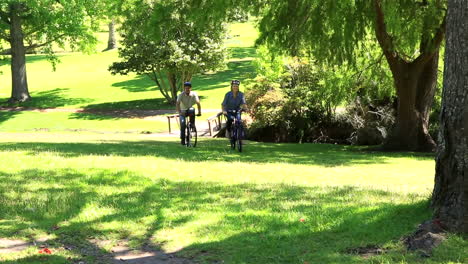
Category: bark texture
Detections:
[
  {"x1": 432, "y1": 0, "x2": 468, "y2": 234},
  {"x1": 8, "y1": 2, "x2": 30, "y2": 103},
  {"x1": 105, "y1": 19, "x2": 117, "y2": 51}
]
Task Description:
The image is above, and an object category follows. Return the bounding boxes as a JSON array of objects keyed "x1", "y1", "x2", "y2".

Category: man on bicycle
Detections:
[
  {"x1": 176, "y1": 82, "x2": 201, "y2": 145},
  {"x1": 221, "y1": 80, "x2": 248, "y2": 137}
]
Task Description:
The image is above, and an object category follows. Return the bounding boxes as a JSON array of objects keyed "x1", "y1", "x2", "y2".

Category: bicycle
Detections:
[
  {"x1": 182, "y1": 108, "x2": 198, "y2": 147},
  {"x1": 226, "y1": 109, "x2": 245, "y2": 152}
]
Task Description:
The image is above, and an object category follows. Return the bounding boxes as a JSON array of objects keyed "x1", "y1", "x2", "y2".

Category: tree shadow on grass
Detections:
[
  {"x1": 0, "y1": 54, "x2": 53, "y2": 68},
  {"x1": 0, "y1": 88, "x2": 91, "y2": 109},
  {"x1": 0, "y1": 111, "x2": 21, "y2": 125},
  {"x1": 82, "y1": 98, "x2": 172, "y2": 111},
  {"x1": 111, "y1": 75, "x2": 156, "y2": 93},
  {"x1": 69, "y1": 95, "x2": 206, "y2": 120},
  {"x1": 0, "y1": 168, "x2": 434, "y2": 264},
  {"x1": 229, "y1": 47, "x2": 257, "y2": 60},
  {"x1": 195, "y1": 60, "x2": 256, "y2": 91},
  {"x1": 0, "y1": 140, "x2": 433, "y2": 166}
]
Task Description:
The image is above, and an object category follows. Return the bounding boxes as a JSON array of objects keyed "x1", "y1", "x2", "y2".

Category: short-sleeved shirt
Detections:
[
  {"x1": 177, "y1": 91, "x2": 200, "y2": 110},
  {"x1": 222, "y1": 91, "x2": 246, "y2": 111}
]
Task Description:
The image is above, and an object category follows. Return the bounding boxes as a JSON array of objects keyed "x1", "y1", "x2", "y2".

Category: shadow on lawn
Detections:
[
  {"x1": 111, "y1": 74, "x2": 156, "y2": 93},
  {"x1": 0, "y1": 111, "x2": 21, "y2": 125},
  {"x1": 0, "y1": 54, "x2": 53, "y2": 67},
  {"x1": 0, "y1": 140, "x2": 432, "y2": 166},
  {"x1": 229, "y1": 47, "x2": 257, "y2": 60},
  {"x1": 195, "y1": 60, "x2": 256, "y2": 91},
  {"x1": 1, "y1": 88, "x2": 91, "y2": 109},
  {"x1": 0, "y1": 168, "x2": 432, "y2": 263},
  {"x1": 68, "y1": 96, "x2": 205, "y2": 120}
]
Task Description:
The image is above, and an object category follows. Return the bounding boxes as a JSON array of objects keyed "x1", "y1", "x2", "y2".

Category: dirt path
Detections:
[{"x1": 0, "y1": 238, "x2": 195, "y2": 264}]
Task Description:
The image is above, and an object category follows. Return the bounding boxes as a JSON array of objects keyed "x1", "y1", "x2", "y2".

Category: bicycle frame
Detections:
[
  {"x1": 227, "y1": 110, "x2": 244, "y2": 152},
  {"x1": 183, "y1": 109, "x2": 197, "y2": 147}
]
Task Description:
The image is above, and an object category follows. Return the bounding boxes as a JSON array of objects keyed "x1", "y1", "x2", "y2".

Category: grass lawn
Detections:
[{"x1": 0, "y1": 133, "x2": 466, "y2": 264}]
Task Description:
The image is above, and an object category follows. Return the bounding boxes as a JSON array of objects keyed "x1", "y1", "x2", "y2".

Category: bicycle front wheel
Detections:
[
  {"x1": 190, "y1": 124, "x2": 197, "y2": 147},
  {"x1": 236, "y1": 125, "x2": 243, "y2": 152},
  {"x1": 185, "y1": 123, "x2": 192, "y2": 147}
]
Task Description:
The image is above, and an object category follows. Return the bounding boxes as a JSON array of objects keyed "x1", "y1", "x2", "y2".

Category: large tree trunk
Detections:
[
  {"x1": 8, "y1": 2, "x2": 30, "y2": 103},
  {"x1": 431, "y1": 0, "x2": 468, "y2": 234},
  {"x1": 105, "y1": 19, "x2": 117, "y2": 51},
  {"x1": 383, "y1": 54, "x2": 438, "y2": 152},
  {"x1": 373, "y1": 0, "x2": 444, "y2": 152}
]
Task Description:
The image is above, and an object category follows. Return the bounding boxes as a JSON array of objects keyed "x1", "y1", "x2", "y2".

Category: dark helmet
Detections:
[
  {"x1": 184, "y1": 82, "x2": 192, "y2": 87},
  {"x1": 231, "y1": 80, "x2": 240, "y2": 85}
]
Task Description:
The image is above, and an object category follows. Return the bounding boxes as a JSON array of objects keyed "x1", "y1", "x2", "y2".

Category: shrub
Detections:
[{"x1": 245, "y1": 57, "x2": 353, "y2": 143}]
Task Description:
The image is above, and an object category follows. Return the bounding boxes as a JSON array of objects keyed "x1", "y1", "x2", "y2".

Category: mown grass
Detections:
[
  {"x1": 0, "y1": 111, "x2": 170, "y2": 133},
  {"x1": 0, "y1": 133, "x2": 466, "y2": 264}
]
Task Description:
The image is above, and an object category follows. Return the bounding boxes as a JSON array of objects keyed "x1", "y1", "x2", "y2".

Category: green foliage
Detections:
[
  {"x1": 109, "y1": 0, "x2": 227, "y2": 105},
  {"x1": 247, "y1": 54, "x2": 357, "y2": 142},
  {"x1": 252, "y1": 45, "x2": 284, "y2": 82},
  {"x1": 256, "y1": 0, "x2": 446, "y2": 63},
  {"x1": 0, "y1": 0, "x2": 102, "y2": 61}
]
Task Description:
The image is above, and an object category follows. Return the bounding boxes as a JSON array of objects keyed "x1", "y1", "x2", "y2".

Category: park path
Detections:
[
  {"x1": 0, "y1": 237, "x2": 195, "y2": 264},
  {"x1": 0, "y1": 107, "x2": 223, "y2": 137}
]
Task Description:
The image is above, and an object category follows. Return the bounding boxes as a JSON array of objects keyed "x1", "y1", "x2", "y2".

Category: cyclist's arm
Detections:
[
  {"x1": 240, "y1": 93, "x2": 248, "y2": 112},
  {"x1": 194, "y1": 93, "x2": 201, "y2": 116},
  {"x1": 176, "y1": 100, "x2": 181, "y2": 115},
  {"x1": 221, "y1": 93, "x2": 228, "y2": 114},
  {"x1": 241, "y1": 103, "x2": 249, "y2": 112},
  {"x1": 196, "y1": 101, "x2": 201, "y2": 116}
]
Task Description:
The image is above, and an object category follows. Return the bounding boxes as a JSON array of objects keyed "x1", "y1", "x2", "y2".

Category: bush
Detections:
[{"x1": 245, "y1": 57, "x2": 353, "y2": 143}]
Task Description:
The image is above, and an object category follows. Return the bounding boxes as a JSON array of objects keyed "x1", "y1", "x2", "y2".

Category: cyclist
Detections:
[
  {"x1": 221, "y1": 80, "x2": 248, "y2": 137},
  {"x1": 176, "y1": 82, "x2": 201, "y2": 145}
]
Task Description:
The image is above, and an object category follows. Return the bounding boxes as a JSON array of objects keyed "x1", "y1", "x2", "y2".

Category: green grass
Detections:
[
  {"x1": 0, "y1": 111, "x2": 168, "y2": 133},
  {"x1": 0, "y1": 133, "x2": 466, "y2": 264}
]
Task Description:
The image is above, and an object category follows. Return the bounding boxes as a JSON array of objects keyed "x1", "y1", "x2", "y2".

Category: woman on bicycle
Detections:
[{"x1": 221, "y1": 80, "x2": 248, "y2": 137}]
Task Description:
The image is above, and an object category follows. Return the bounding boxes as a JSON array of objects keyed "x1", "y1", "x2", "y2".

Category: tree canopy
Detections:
[
  {"x1": 257, "y1": 0, "x2": 445, "y2": 62},
  {"x1": 109, "y1": 0, "x2": 227, "y2": 105},
  {"x1": 0, "y1": 0, "x2": 101, "y2": 57},
  {"x1": 255, "y1": 0, "x2": 447, "y2": 151},
  {"x1": 0, "y1": 0, "x2": 103, "y2": 102}
]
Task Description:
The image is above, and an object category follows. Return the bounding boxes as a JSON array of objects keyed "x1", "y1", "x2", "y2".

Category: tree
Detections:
[
  {"x1": 0, "y1": 0, "x2": 101, "y2": 103},
  {"x1": 432, "y1": 0, "x2": 467, "y2": 233},
  {"x1": 256, "y1": 0, "x2": 446, "y2": 151},
  {"x1": 106, "y1": 18, "x2": 117, "y2": 51},
  {"x1": 109, "y1": 0, "x2": 226, "y2": 105},
  {"x1": 100, "y1": 0, "x2": 126, "y2": 51}
]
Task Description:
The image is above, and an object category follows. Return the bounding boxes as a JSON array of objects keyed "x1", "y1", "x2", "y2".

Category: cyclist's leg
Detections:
[
  {"x1": 189, "y1": 115, "x2": 195, "y2": 129},
  {"x1": 187, "y1": 108, "x2": 196, "y2": 128},
  {"x1": 226, "y1": 115, "x2": 234, "y2": 138},
  {"x1": 179, "y1": 114, "x2": 186, "y2": 145}
]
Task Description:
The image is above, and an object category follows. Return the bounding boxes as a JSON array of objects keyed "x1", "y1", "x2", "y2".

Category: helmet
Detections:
[
  {"x1": 184, "y1": 82, "x2": 192, "y2": 87},
  {"x1": 231, "y1": 80, "x2": 240, "y2": 85}
]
